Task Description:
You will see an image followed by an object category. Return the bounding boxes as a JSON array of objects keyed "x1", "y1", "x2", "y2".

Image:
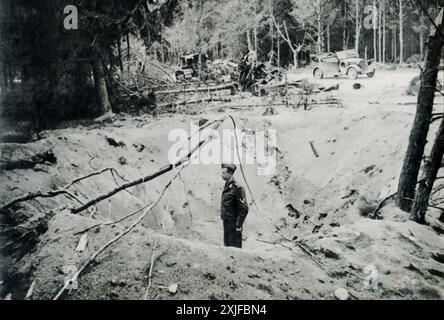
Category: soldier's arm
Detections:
[{"x1": 235, "y1": 186, "x2": 249, "y2": 228}]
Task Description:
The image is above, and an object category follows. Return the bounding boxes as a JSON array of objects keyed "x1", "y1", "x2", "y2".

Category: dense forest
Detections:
[{"x1": 0, "y1": 0, "x2": 442, "y2": 124}]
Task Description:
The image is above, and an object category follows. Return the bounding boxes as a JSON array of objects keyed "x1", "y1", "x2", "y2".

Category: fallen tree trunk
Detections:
[
  {"x1": 397, "y1": 102, "x2": 442, "y2": 106},
  {"x1": 1, "y1": 190, "x2": 73, "y2": 212},
  {"x1": 222, "y1": 100, "x2": 342, "y2": 109},
  {"x1": 0, "y1": 168, "x2": 125, "y2": 212},
  {"x1": 158, "y1": 97, "x2": 232, "y2": 108},
  {"x1": 258, "y1": 81, "x2": 339, "y2": 93},
  {"x1": 156, "y1": 83, "x2": 236, "y2": 95}
]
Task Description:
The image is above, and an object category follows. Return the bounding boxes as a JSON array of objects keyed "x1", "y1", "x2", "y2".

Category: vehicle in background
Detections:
[
  {"x1": 311, "y1": 49, "x2": 375, "y2": 80},
  {"x1": 174, "y1": 53, "x2": 208, "y2": 82}
]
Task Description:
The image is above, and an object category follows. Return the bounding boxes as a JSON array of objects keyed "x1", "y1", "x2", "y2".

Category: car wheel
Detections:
[
  {"x1": 366, "y1": 70, "x2": 375, "y2": 78},
  {"x1": 314, "y1": 68, "x2": 324, "y2": 79},
  {"x1": 347, "y1": 68, "x2": 358, "y2": 80}
]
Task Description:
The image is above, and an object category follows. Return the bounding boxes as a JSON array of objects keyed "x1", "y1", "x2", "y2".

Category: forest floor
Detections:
[{"x1": 0, "y1": 68, "x2": 443, "y2": 300}]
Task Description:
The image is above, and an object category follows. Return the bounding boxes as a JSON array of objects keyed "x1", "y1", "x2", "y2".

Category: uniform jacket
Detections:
[{"x1": 221, "y1": 178, "x2": 249, "y2": 227}]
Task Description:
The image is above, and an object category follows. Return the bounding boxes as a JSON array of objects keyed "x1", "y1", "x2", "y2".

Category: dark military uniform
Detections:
[{"x1": 221, "y1": 178, "x2": 249, "y2": 248}]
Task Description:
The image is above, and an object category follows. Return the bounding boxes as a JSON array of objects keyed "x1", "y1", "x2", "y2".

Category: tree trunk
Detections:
[
  {"x1": 91, "y1": 52, "x2": 111, "y2": 115},
  {"x1": 3, "y1": 63, "x2": 8, "y2": 88},
  {"x1": 117, "y1": 38, "x2": 123, "y2": 73},
  {"x1": 196, "y1": 0, "x2": 204, "y2": 80},
  {"x1": 270, "y1": 0, "x2": 274, "y2": 65},
  {"x1": 126, "y1": 33, "x2": 130, "y2": 72},
  {"x1": 160, "y1": 43, "x2": 165, "y2": 65},
  {"x1": 378, "y1": 0, "x2": 382, "y2": 63},
  {"x1": 160, "y1": 20, "x2": 165, "y2": 65},
  {"x1": 410, "y1": 118, "x2": 444, "y2": 223},
  {"x1": 8, "y1": 66, "x2": 12, "y2": 87},
  {"x1": 247, "y1": 30, "x2": 253, "y2": 52},
  {"x1": 355, "y1": 0, "x2": 360, "y2": 53},
  {"x1": 343, "y1": 0, "x2": 347, "y2": 50},
  {"x1": 399, "y1": 0, "x2": 403, "y2": 64},
  {"x1": 391, "y1": 27, "x2": 394, "y2": 61},
  {"x1": 254, "y1": 26, "x2": 258, "y2": 54},
  {"x1": 393, "y1": 26, "x2": 398, "y2": 62},
  {"x1": 397, "y1": 9, "x2": 444, "y2": 212},
  {"x1": 293, "y1": 49, "x2": 298, "y2": 69},
  {"x1": 382, "y1": 5, "x2": 386, "y2": 63},
  {"x1": 419, "y1": 10, "x2": 425, "y2": 59},
  {"x1": 317, "y1": 0, "x2": 322, "y2": 53},
  {"x1": 273, "y1": 17, "x2": 299, "y2": 68},
  {"x1": 419, "y1": 29, "x2": 424, "y2": 60},
  {"x1": 327, "y1": 24, "x2": 331, "y2": 52},
  {"x1": 277, "y1": 37, "x2": 280, "y2": 67},
  {"x1": 373, "y1": 0, "x2": 377, "y2": 62}
]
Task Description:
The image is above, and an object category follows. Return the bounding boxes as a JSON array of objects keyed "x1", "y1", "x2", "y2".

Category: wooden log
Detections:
[
  {"x1": 220, "y1": 100, "x2": 341, "y2": 109},
  {"x1": 256, "y1": 80, "x2": 303, "y2": 90},
  {"x1": 309, "y1": 141, "x2": 319, "y2": 158},
  {"x1": 156, "y1": 83, "x2": 236, "y2": 95},
  {"x1": 158, "y1": 97, "x2": 231, "y2": 108}
]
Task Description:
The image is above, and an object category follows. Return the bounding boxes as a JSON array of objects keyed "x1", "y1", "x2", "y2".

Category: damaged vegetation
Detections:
[{"x1": 1, "y1": 0, "x2": 444, "y2": 301}]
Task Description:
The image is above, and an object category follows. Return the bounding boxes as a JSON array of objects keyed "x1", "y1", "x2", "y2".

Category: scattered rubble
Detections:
[{"x1": 334, "y1": 288, "x2": 349, "y2": 300}]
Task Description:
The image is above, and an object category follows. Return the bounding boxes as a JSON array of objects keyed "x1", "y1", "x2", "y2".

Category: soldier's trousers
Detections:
[{"x1": 223, "y1": 219, "x2": 242, "y2": 248}]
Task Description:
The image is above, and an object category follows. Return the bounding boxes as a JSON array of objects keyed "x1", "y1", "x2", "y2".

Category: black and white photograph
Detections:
[{"x1": 0, "y1": 0, "x2": 443, "y2": 303}]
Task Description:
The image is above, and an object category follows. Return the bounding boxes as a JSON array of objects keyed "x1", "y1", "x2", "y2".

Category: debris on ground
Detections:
[
  {"x1": 334, "y1": 288, "x2": 349, "y2": 300},
  {"x1": 1, "y1": 68, "x2": 443, "y2": 300}
]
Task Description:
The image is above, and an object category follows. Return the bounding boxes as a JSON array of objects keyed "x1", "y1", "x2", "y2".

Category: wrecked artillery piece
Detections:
[
  {"x1": 174, "y1": 53, "x2": 209, "y2": 82},
  {"x1": 239, "y1": 62, "x2": 284, "y2": 96},
  {"x1": 174, "y1": 54, "x2": 238, "y2": 84}
]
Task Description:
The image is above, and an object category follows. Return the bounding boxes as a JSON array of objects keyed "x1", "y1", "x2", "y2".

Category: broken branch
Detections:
[
  {"x1": 73, "y1": 202, "x2": 154, "y2": 235},
  {"x1": 1, "y1": 190, "x2": 73, "y2": 211},
  {"x1": 1, "y1": 167, "x2": 127, "y2": 212},
  {"x1": 178, "y1": 173, "x2": 193, "y2": 224},
  {"x1": 71, "y1": 117, "x2": 228, "y2": 214},
  {"x1": 309, "y1": 141, "x2": 320, "y2": 158},
  {"x1": 143, "y1": 239, "x2": 158, "y2": 300},
  {"x1": 53, "y1": 163, "x2": 188, "y2": 300},
  {"x1": 143, "y1": 243, "x2": 170, "y2": 300},
  {"x1": 158, "y1": 97, "x2": 231, "y2": 109},
  {"x1": 156, "y1": 83, "x2": 236, "y2": 95}
]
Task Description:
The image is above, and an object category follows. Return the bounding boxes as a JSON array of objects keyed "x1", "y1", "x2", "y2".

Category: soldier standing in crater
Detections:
[{"x1": 220, "y1": 163, "x2": 249, "y2": 248}]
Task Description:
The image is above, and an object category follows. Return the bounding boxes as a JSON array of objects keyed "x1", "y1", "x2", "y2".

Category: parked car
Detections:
[{"x1": 311, "y1": 49, "x2": 375, "y2": 80}]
